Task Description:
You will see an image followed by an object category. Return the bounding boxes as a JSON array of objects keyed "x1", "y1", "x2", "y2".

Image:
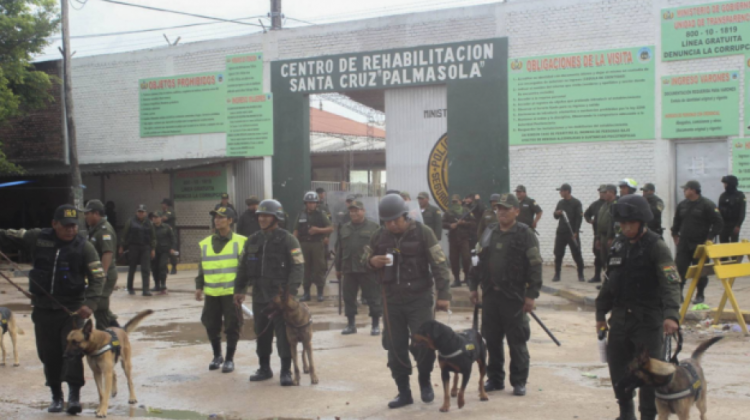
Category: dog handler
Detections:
[
  {"x1": 234, "y1": 199, "x2": 304, "y2": 386},
  {"x1": 0, "y1": 205, "x2": 105, "y2": 414},
  {"x1": 595, "y1": 194, "x2": 681, "y2": 420},
  {"x1": 195, "y1": 206, "x2": 247, "y2": 374},
  {"x1": 365, "y1": 194, "x2": 452, "y2": 409},
  {"x1": 468, "y1": 193, "x2": 542, "y2": 397}
]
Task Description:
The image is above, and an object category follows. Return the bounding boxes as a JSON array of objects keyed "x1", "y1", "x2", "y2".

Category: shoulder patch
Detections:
[
  {"x1": 291, "y1": 248, "x2": 304, "y2": 264},
  {"x1": 429, "y1": 244, "x2": 447, "y2": 264},
  {"x1": 663, "y1": 265, "x2": 680, "y2": 284},
  {"x1": 102, "y1": 234, "x2": 112, "y2": 240},
  {"x1": 714, "y1": 208, "x2": 720, "y2": 213}
]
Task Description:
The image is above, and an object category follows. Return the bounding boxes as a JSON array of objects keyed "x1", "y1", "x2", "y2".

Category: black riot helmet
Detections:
[
  {"x1": 611, "y1": 194, "x2": 653, "y2": 223},
  {"x1": 256, "y1": 199, "x2": 285, "y2": 221},
  {"x1": 378, "y1": 194, "x2": 409, "y2": 221}
]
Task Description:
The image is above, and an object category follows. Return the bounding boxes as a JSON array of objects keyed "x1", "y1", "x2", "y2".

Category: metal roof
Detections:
[
  {"x1": 6, "y1": 157, "x2": 242, "y2": 177},
  {"x1": 311, "y1": 133, "x2": 385, "y2": 154}
]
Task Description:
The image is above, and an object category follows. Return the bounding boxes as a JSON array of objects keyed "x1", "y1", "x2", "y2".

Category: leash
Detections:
[
  {"x1": 234, "y1": 302, "x2": 275, "y2": 341},
  {"x1": 0, "y1": 250, "x2": 77, "y2": 317},
  {"x1": 665, "y1": 329, "x2": 683, "y2": 365}
]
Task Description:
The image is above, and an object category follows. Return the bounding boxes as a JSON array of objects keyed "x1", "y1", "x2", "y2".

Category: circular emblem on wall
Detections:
[
  {"x1": 427, "y1": 133, "x2": 449, "y2": 212},
  {"x1": 638, "y1": 47, "x2": 652, "y2": 63}
]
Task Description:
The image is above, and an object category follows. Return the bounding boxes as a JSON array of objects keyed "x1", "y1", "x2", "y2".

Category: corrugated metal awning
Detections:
[
  {"x1": 311, "y1": 133, "x2": 385, "y2": 154},
  {"x1": 8, "y1": 157, "x2": 243, "y2": 177}
]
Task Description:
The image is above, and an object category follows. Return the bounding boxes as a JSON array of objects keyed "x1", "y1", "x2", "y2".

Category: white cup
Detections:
[{"x1": 386, "y1": 253, "x2": 394, "y2": 266}]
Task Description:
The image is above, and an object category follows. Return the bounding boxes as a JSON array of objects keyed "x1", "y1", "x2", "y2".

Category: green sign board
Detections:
[
  {"x1": 227, "y1": 93, "x2": 274, "y2": 156},
  {"x1": 173, "y1": 166, "x2": 228, "y2": 201},
  {"x1": 662, "y1": 71, "x2": 740, "y2": 138},
  {"x1": 226, "y1": 52, "x2": 264, "y2": 95},
  {"x1": 661, "y1": 1, "x2": 750, "y2": 61},
  {"x1": 508, "y1": 46, "x2": 655, "y2": 145},
  {"x1": 139, "y1": 72, "x2": 227, "y2": 137},
  {"x1": 732, "y1": 141, "x2": 750, "y2": 191}
]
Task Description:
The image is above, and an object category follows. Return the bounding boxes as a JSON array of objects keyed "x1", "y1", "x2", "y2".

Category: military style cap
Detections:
[
  {"x1": 54, "y1": 205, "x2": 80, "y2": 225},
  {"x1": 399, "y1": 191, "x2": 411, "y2": 200},
  {"x1": 640, "y1": 183, "x2": 655, "y2": 192},
  {"x1": 556, "y1": 183, "x2": 572, "y2": 192},
  {"x1": 417, "y1": 192, "x2": 430, "y2": 199},
  {"x1": 210, "y1": 206, "x2": 236, "y2": 219},
  {"x1": 490, "y1": 193, "x2": 501, "y2": 202},
  {"x1": 161, "y1": 198, "x2": 173, "y2": 206},
  {"x1": 316, "y1": 187, "x2": 326, "y2": 194},
  {"x1": 681, "y1": 180, "x2": 701, "y2": 190},
  {"x1": 515, "y1": 185, "x2": 526, "y2": 193},
  {"x1": 221, "y1": 193, "x2": 229, "y2": 199},
  {"x1": 136, "y1": 204, "x2": 147, "y2": 212},
  {"x1": 495, "y1": 193, "x2": 520, "y2": 209},
  {"x1": 346, "y1": 194, "x2": 357, "y2": 202},
  {"x1": 83, "y1": 199, "x2": 105, "y2": 213},
  {"x1": 245, "y1": 195, "x2": 260, "y2": 206},
  {"x1": 348, "y1": 200, "x2": 365, "y2": 210},
  {"x1": 605, "y1": 184, "x2": 617, "y2": 192},
  {"x1": 464, "y1": 193, "x2": 475, "y2": 199},
  {"x1": 148, "y1": 212, "x2": 158, "y2": 219},
  {"x1": 451, "y1": 194, "x2": 462, "y2": 202},
  {"x1": 598, "y1": 184, "x2": 607, "y2": 192}
]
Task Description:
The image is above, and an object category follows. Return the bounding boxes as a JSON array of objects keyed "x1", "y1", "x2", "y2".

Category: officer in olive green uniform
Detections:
[
  {"x1": 584, "y1": 185, "x2": 608, "y2": 283},
  {"x1": 417, "y1": 192, "x2": 442, "y2": 240},
  {"x1": 718, "y1": 175, "x2": 746, "y2": 244},
  {"x1": 366, "y1": 194, "x2": 452, "y2": 409},
  {"x1": 596, "y1": 185, "x2": 618, "y2": 271},
  {"x1": 235, "y1": 199, "x2": 304, "y2": 386},
  {"x1": 641, "y1": 183, "x2": 664, "y2": 237},
  {"x1": 0, "y1": 205, "x2": 105, "y2": 414},
  {"x1": 477, "y1": 193, "x2": 500, "y2": 237},
  {"x1": 150, "y1": 212, "x2": 176, "y2": 293},
  {"x1": 443, "y1": 194, "x2": 477, "y2": 287},
  {"x1": 552, "y1": 183, "x2": 585, "y2": 282},
  {"x1": 119, "y1": 205, "x2": 157, "y2": 296},
  {"x1": 83, "y1": 200, "x2": 120, "y2": 330},
  {"x1": 237, "y1": 196, "x2": 262, "y2": 237},
  {"x1": 335, "y1": 200, "x2": 382, "y2": 336},
  {"x1": 515, "y1": 185, "x2": 543, "y2": 231},
  {"x1": 294, "y1": 191, "x2": 334, "y2": 302},
  {"x1": 596, "y1": 194, "x2": 681, "y2": 420},
  {"x1": 159, "y1": 198, "x2": 178, "y2": 274},
  {"x1": 672, "y1": 180, "x2": 723, "y2": 303},
  {"x1": 468, "y1": 193, "x2": 542, "y2": 397}
]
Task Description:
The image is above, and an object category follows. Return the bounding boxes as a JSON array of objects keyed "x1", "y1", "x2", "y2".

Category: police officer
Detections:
[
  {"x1": 119, "y1": 204, "x2": 156, "y2": 296},
  {"x1": 237, "y1": 196, "x2": 261, "y2": 237},
  {"x1": 584, "y1": 185, "x2": 608, "y2": 283},
  {"x1": 294, "y1": 191, "x2": 333, "y2": 302},
  {"x1": 417, "y1": 192, "x2": 442, "y2": 240},
  {"x1": 596, "y1": 185, "x2": 618, "y2": 273},
  {"x1": 83, "y1": 200, "x2": 120, "y2": 329},
  {"x1": 159, "y1": 198, "x2": 178, "y2": 274},
  {"x1": 316, "y1": 188, "x2": 333, "y2": 220},
  {"x1": 0, "y1": 205, "x2": 105, "y2": 414},
  {"x1": 235, "y1": 199, "x2": 304, "y2": 386},
  {"x1": 150, "y1": 212, "x2": 176, "y2": 294},
  {"x1": 195, "y1": 206, "x2": 247, "y2": 374},
  {"x1": 469, "y1": 193, "x2": 542, "y2": 397},
  {"x1": 335, "y1": 200, "x2": 382, "y2": 336},
  {"x1": 515, "y1": 185, "x2": 543, "y2": 231},
  {"x1": 595, "y1": 194, "x2": 681, "y2": 420},
  {"x1": 552, "y1": 183, "x2": 585, "y2": 282},
  {"x1": 477, "y1": 193, "x2": 500, "y2": 237},
  {"x1": 443, "y1": 194, "x2": 477, "y2": 287},
  {"x1": 366, "y1": 194, "x2": 452, "y2": 408},
  {"x1": 672, "y1": 180, "x2": 723, "y2": 304},
  {"x1": 718, "y1": 175, "x2": 746, "y2": 244},
  {"x1": 336, "y1": 194, "x2": 356, "y2": 226},
  {"x1": 619, "y1": 178, "x2": 638, "y2": 196},
  {"x1": 213, "y1": 193, "x2": 237, "y2": 229},
  {"x1": 640, "y1": 183, "x2": 664, "y2": 237}
]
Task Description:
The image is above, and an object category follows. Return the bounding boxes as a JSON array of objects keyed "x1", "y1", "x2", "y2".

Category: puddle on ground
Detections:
[
  {"x1": 536, "y1": 301, "x2": 595, "y2": 313},
  {"x1": 139, "y1": 321, "x2": 366, "y2": 345},
  {"x1": 0, "y1": 302, "x2": 33, "y2": 313}
]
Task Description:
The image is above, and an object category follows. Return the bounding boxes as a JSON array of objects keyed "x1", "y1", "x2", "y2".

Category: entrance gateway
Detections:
[{"x1": 271, "y1": 38, "x2": 509, "y2": 220}]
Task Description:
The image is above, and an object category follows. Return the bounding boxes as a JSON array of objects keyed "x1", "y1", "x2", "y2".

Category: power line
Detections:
[{"x1": 94, "y1": 0, "x2": 263, "y2": 27}]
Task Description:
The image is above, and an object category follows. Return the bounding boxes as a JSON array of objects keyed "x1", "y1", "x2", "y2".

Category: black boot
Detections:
[
  {"x1": 151, "y1": 275, "x2": 160, "y2": 291},
  {"x1": 280, "y1": 357, "x2": 293, "y2": 386},
  {"x1": 170, "y1": 266, "x2": 177, "y2": 275},
  {"x1": 142, "y1": 278, "x2": 152, "y2": 296},
  {"x1": 450, "y1": 275, "x2": 462, "y2": 287},
  {"x1": 249, "y1": 356, "x2": 273, "y2": 381},
  {"x1": 66, "y1": 386, "x2": 82, "y2": 415},
  {"x1": 47, "y1": 385, "x2": 64, "y2": 413},
  {"x1": 341, "y1": 316, "x2": 357, "y2": 335},
  {"x1": 484, "y1": 379, "x2": 505, "y2": 392},
  {"x1": 222, "y1": 342, "x2": 237, "y2": 373},
  {"x1": 577, "y1": 268, "x2": 586, "y2": 282},
  {"x1": 589, "y1": 264, "x2": 602, "y2": 283},
  {"x1": 418, "y1": 372, "x2": 434, "y2": 403},
  {"x1": 551, "y1": 273, "x2": 561, "y2": 282},
  {"x1": 388, "y1": 376, "x2": 414, "y2": 409},
  {"x1": 694, "y1": 279, "x2": 707, "y2": 304},
  {"x1": 300, "y1": 287, "x2": 311, "y2": 302},
  {"x1": 616, "y1": 399, "x2": 637, "y2": 420},
  {"x1": 317, "y1": 288, "x2": 325, "y2": 302},
  {"x1": 209, "y1": 338, "x2": 223, "y2": 370},
  {"x1": 371, "y1": 316, "x2": 381, "y2": 336},
  {"x1": 127, "y1": 276, "x2": 135, "y2": 295}
]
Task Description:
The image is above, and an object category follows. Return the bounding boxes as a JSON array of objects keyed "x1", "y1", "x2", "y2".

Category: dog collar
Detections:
[
  {"x1": 655, "y1": 362, "x2": 702, "y2": 401},
  {"x1": 92, "y1": 343, "x2": 113, "y2": 357},
  {"x1": 91, "y1": 329, "x2": 122, "y2": 362}
]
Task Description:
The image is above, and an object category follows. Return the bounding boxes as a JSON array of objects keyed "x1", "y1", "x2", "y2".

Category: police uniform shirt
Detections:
[
  {"x1": 518, "y1": 197, "x2": 542, "y2": 227},
  {"x1": 671, "y1": 196, "x2": 723, "y2": 243},
  {"x1": 88, "y1": 220, "x2": 118, "y2": 282},
  {"x1": 234, "y1": 229, "x2": 305, "y2": 302}
]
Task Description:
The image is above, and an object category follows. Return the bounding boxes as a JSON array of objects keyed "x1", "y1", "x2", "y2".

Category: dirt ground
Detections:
[{"x1": 1, "y1": 269, "x2": 749, "y2": 420}]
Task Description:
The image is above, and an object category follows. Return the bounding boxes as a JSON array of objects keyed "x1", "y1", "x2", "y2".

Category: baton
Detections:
[
  {"x1": 561, "y1": 212, "x2": 579, "y2": 249},
  {"x1": 530, "y1": 311, "x2": 561, "y2": 347}
]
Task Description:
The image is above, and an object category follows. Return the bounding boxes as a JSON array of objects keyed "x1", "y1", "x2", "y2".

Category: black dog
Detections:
[{"x1": 413, "y1": 319, "x2": 489, "y2": 412}]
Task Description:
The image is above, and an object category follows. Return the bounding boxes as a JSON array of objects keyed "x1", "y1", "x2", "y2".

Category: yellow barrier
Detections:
[{"x1": 679, "y1": 240, "x2": 749, "y2": 334}]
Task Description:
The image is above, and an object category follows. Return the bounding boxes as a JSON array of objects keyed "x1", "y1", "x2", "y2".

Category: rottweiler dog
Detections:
[
  {"x1": 616, "y1": 336, "x2": 722, "y2": 420},
  {"x1": 1, "y1": 307, "x2": 24, "y2": 367},
  {"x1": 413, "y1": 320, "x2": 489, "y2": 412}
]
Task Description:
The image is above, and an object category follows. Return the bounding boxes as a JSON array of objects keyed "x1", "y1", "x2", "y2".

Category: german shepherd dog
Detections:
[
  {"x1": 412, "y1": 313, "x2": 489, "y2": 412},
  {"x1": 267, "y1": 289, "x2": 319, "y2": 386},
  {"x1": 617, "y1": 336, "x2": 723, "y2": 420},
  {"x1": 65, "y1": 310, "x2": 154, "y2": 418},
  {"x1": 0, "y1": 307, "x2": 24, "y2": 367}
]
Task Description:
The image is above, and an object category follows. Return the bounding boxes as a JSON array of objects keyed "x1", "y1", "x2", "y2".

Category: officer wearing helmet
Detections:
[
  {"x1": 365, "y1": 194, "x2": 452, "y2": 409},
  {"x1": 619, "y1": 178, "x2": 638, "y2": 196},
  {"x1": 417, "y1": 192, "x2": 442, "y2": 240},
  {"x1": 294, "y1": 191, "x2": 334, "y2": 302},
  {"x1": 235, "y1": 199, "x2": 304, "y2": 386},
  {"x1": 477, "y1": 193, "x2": 501, "y2": 237},
  {"x1": 595, "y1": 194, "x2": 681, "y2": 420}
]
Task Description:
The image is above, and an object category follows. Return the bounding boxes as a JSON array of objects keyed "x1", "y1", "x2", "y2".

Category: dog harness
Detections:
[
  {"x1": 91, "y1": 329, "x2": 122, "y2": 363},
  {"x1": 438, "y1": 329, "x2": 480, "y2": 360},
  {"x1": 0, "y1": 307, "x2": 10, "y2": 334},
  {"x1": 654, "y1": 362, "x2": 702, "y2": 401}
]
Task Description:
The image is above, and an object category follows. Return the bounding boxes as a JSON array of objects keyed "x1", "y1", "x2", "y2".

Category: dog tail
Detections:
[
  {"x1": 123, "y1": 310, "x2": 154, "y2": 333},
  {"x1": 691, "y1": 336, "x2": 723, "y2": 362}
]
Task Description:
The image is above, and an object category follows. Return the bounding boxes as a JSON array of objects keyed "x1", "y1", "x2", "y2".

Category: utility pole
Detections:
[
  {"x1": 270, "y1": 0, "x2": 282, "y2": 30},
  {"x1": 60, "y1": 0, "x2": 84, "y2": 212}
]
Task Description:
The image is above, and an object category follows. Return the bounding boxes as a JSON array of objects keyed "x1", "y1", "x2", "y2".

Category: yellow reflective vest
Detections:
[{"x1": 200, "y1": 233, "x2": 247, "y2": 297}]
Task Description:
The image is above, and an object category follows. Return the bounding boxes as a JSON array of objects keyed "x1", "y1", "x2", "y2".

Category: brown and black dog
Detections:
[
  {"x1": 617, "y1": 336, "x2": 722, "y2": 420},
  {"x1": 268, "y1": 289, "x2": 319, "y2": 386},
  {"x1": 412, "y1": 319, "x2": 489, "y2": 412},
  {"x1": 1, "y1": 307, "x2": 24, "y2": 367},
  {"x1": 65, "y1": 310, "x2": 153, "y2": 418}
]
